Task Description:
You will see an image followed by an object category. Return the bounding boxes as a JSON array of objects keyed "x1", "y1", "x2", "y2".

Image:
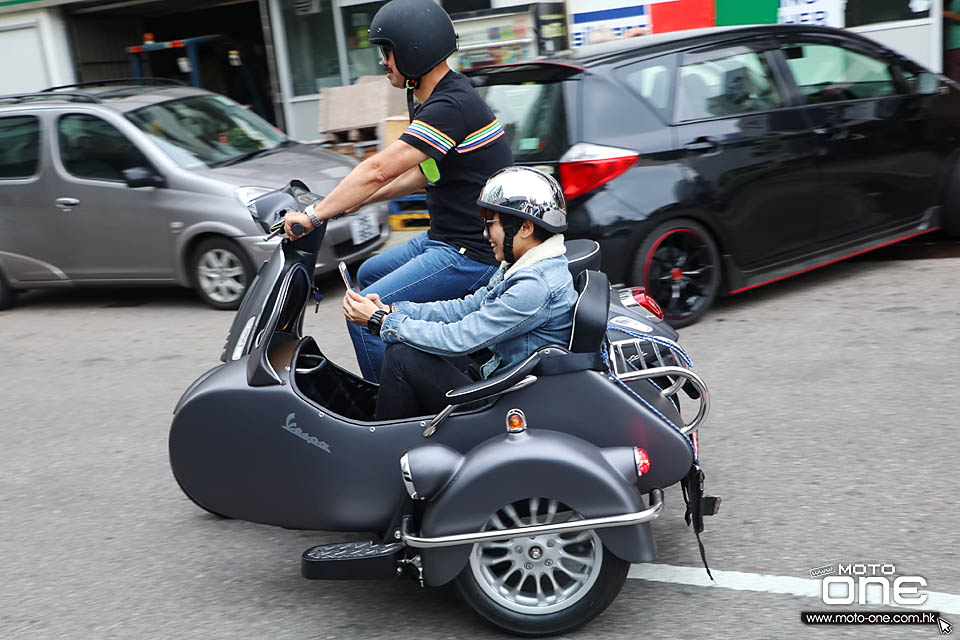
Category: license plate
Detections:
[{"x1": 349, "y1": 211, "x2": 379, "y2": 245}]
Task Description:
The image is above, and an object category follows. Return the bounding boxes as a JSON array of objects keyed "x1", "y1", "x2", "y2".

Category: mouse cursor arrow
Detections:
[{"x1": 939, "y1": 617, "x2": 953, "y2": 635}]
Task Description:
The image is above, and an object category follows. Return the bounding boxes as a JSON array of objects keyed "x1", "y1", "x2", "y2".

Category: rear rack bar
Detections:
[
  {"x1": 43, "y1": 78, "x2": 186, "y2": 91},
  {"x1": 608, "y1": 336, "x2": 709, "y2": 435},
  {"x1": 0, "y1": 92, "x2": 101, "y2": 104}
]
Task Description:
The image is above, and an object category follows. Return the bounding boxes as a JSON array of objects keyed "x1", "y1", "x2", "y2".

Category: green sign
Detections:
[
  {"x1": 0, "y1": 0, "x2": 48, "y2": 7},
  {"x1": 715, "y1": 0, "x2": 779, "y2": 26}
]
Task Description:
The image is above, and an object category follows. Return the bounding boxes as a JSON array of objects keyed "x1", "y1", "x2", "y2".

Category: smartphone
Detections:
[{"x1": 338, "y1": 261, "x2": 357, "y2": 292}]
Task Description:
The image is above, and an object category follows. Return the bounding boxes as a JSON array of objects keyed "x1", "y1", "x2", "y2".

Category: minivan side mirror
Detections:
[
  {"x1": 123, "y1": 166, "x2": 166, "y2": 188},
  {"x1": 914, "y1": 71, "x2": 945, "y2": 96}
]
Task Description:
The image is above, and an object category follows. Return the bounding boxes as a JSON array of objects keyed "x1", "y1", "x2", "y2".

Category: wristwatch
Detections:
[
  {"x1": 368, "y1": 310, "x2": 388, "y2": 336},
  {"x1": 305, "y1": 203, "x2": 322, "y2": 228}
]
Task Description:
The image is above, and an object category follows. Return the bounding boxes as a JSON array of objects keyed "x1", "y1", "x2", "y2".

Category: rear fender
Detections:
[{"x1": 407, "y1": 429, "x2": 658, "y2": 586}]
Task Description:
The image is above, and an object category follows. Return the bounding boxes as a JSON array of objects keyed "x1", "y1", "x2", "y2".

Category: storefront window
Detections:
[
  {"x1": 844, "y1": 0, "x2": 931, "y2": 28},
  {"x1": 340, "y1": 1, "x2": 388, "y2": 83},
  {"x1": 280, "y1": 0, "x2": 341, "y2": 95}
]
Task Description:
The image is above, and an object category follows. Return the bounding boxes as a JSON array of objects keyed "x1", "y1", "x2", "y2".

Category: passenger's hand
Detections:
[
  {"x1": 365, "y1": 293, "x2": 389, "y2": 312},
  {"x1": 284, "y1": 211, "x2": 314, "y2": 240},
  {"x1": 343, "y1": 288, "x2": 381, "y2": 326}
]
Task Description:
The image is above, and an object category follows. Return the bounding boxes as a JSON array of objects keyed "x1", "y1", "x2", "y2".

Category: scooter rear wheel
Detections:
[{"x1": 454, "y1": 497, "x2": 629, "y2": 637}]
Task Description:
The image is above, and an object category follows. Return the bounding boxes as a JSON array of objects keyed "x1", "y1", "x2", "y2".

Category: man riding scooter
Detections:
[
  {"x1": 342, "y1": 167, "x2": 575, "y2": 420},
  {"x1": 284, "y1": 0, "x2": 512, "y2": 383}
]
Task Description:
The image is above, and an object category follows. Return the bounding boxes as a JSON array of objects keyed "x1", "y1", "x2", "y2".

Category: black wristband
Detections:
[{"x1": 368, "y1": 310, "x2": 387, "y2": 336}]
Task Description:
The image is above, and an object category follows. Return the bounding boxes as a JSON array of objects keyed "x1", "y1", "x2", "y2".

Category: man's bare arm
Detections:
[
  {"x1": 348, "y1": 166, "x2": 428, "y2": 212},
  {"x1": 284, "y1": 140, "x2": 428, "y2": 237}
]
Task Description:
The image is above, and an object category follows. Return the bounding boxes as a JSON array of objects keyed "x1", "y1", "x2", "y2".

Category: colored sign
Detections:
[
  {"x1": 715, "y1": 0, "x2": 779, "y2": 26},
  {"x1": 567, "y1": 0, "x2": 679, "y2": 47},
  {"x1": 649, "y1": 0, "x2": 715, "y2": 34},
  {"x1": 778, "y1": 0, "x2": 845, "y2": 28}
]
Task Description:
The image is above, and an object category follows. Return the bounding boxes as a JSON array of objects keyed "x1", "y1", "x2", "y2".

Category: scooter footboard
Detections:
[{"x1": 401, "y1": 430, "x2": 660, "y2": 586}]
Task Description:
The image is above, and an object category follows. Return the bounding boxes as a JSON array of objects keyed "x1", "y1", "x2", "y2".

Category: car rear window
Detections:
[
  {"x1": 0, "y1": 116, "x2": 40, "y2": 179},
  {"x1": 476, "y1": 82, "x2": 568, "y2": 163}
]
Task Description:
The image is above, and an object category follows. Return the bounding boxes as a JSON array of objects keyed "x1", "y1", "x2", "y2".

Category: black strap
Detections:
[
  {"x1": 681, "y1": 466, "x2": 714, "y2": 582},
  {"x1": 533, "y1": 351, "x2": 604, "y2": 376},
  {"x1": 407, "y1": 86, "x2": 416, "y2": 122}
]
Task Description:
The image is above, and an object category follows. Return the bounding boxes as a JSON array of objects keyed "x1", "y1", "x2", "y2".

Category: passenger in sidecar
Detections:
[{"x1": 343, "y1": 166, "x2": 577, "y2": 420}]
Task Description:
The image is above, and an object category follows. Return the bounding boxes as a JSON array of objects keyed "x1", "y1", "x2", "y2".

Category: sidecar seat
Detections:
[
  {"x1": 564, "y1": 239, "x2": 601, "y2": 280},
  {"x1": 569, "y1": 269, "x2": 610, "y2": 354}
]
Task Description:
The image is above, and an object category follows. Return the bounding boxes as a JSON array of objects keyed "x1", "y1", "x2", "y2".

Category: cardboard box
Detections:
[
  {"x1": 378, "y1": 115, "x2": 411, "y2": 151},
  {"x1": 318, "y1": 75, "x2": 408, "y2": 136}
]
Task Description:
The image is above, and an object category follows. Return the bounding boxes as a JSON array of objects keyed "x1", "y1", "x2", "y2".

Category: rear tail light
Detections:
[
  {"x1": 558, "y1": 143, "x2": 639, "y2": 201},
  {"x1": 634, "y1": 448, "x2": 651, "y2": 477},
  {"x1": 629, "y1": 287, "x2": 663, "y2": 319}
]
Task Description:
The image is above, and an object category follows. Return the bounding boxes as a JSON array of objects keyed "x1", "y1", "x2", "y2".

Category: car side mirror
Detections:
[
  {"x1": 914, "y1": 72, "x2": 944, "y2": 96},
  {"x1": 123, "y1": 166, "x2": 166, "y2": 188}
]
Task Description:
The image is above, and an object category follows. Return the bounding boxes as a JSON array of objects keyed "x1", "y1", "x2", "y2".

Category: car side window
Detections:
[
  {"x1": 0, "y1": 116, "x2": 41, "y2": 179},
  {"x1": 58, "y1": 114, "x2": 151, "y2": 182},
  {"x1": 782, "y1": 43, "x2": 898, "y2": 104},
  {"x1": 620, "y1": 56, "x2": 675, "y2": 121},
  {"x1": 677, "y1": 51, "x2": 783, "y2": 122}
]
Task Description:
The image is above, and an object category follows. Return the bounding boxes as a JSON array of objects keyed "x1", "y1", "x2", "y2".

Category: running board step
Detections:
[{"x1": 301, "y1": 541, "x2": 405, "y2": 580}]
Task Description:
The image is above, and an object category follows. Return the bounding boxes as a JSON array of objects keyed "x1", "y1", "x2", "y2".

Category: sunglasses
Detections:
[
  {"x1": 482, "y1": 215, "x2": 500, "y2": 232},
  {"x1": 378, "y1": 45, "x2": 391, "y2": 63}
]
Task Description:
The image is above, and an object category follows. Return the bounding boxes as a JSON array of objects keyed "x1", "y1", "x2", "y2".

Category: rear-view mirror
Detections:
[
  {"x1": 123, "y1": 166, "x2": 166, "y2": 188},
  {"x1": 914, "y1": 72, "x2": 943, "y2": 95}
]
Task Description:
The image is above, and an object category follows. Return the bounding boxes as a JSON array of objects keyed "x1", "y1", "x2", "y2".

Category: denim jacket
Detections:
[{"x1": 379, "y1": 234, "x2": 578, "y2": 379}]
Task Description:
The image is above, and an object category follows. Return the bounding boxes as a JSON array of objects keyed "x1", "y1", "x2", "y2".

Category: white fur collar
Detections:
[{"x1": 504, "y1": 234, "x2": 566, "y2": 279}]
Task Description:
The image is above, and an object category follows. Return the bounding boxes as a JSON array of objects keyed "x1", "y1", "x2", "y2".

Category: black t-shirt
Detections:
[{"x1": 399, "y1": 71, "x2": 513, "y2": 265}]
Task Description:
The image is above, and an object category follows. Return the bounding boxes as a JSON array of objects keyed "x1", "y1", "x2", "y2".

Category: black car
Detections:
[{"x1": 467, "y1": 24, "x2": 960, "y2": 327}]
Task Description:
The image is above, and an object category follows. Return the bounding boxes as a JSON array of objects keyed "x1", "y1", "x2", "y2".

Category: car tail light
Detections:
[
  {"x1": 558, "y1": 143, "x2": 639, "y2": 201},
  {"x1": 629, "y1": 287, "x2": 663, "y2": 319},
  {"x1": 634, "y1": 448, "x2": 651, "y2": 477}
]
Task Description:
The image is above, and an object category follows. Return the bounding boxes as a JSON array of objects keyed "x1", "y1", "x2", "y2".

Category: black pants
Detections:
[{"x1": 375, "y1": 343, "x2": 476, "y2": 421}]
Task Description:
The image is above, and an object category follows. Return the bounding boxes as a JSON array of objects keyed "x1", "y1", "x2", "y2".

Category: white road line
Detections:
[{"x1": 628, "y1": 564, "x2": 960, "y2": 616}]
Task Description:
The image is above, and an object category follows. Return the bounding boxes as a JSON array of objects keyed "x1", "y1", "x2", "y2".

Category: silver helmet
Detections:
[{"x1": 477, "y1": 166, "x2": 567, "y2": 233}]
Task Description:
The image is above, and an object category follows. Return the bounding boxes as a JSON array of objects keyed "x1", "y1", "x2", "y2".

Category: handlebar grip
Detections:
[{"x1": 291, "y1": 223, "x2": 305, "y2": 236}]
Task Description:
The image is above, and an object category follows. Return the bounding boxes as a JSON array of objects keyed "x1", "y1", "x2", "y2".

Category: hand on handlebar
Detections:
[{"x1": 284, "y1": 211, "x2": 315, "y2": 240}]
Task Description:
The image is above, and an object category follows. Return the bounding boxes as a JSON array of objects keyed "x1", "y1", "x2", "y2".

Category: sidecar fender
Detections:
[{"x1": 409, "y1": 429, "x2": 657, "y2": 586}]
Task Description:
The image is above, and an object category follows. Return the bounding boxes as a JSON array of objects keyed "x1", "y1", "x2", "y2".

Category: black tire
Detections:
[
  {"x1": 942, "y1": 162, "x2": 960, "y2": 237},
  {"x1": 453, "y1": 498, "x2": 630, "y2": 637},
  {"x1": 189, "y1": 237, "x2": 255, "y2": 311},
  {"x1": 632, "y1": 218, "x2": 721, "y2": 328},
  {"x1": 0, "y1": 267, "x2": 17, "y2": 311}
]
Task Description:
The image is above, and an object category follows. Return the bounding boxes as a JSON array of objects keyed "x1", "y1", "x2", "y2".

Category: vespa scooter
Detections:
[{"x1": 170, "y1": 181, "x2": 719, "y2": 636}]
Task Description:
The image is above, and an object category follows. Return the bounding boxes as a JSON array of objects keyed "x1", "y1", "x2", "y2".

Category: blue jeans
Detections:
[{"x1": 348, "y1": 232, "x2": 497, "y2": 382}]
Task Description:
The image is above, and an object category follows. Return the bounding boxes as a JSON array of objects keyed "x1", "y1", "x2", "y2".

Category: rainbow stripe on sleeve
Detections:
[
  {"x1": 456, "y1": 119, "x2": 505, "y2": 153},
  {"x1": 405, "y1": 120, "x2": 456, "y2": 155}
]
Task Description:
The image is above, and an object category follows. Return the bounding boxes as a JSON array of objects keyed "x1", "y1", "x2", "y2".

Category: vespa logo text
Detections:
[
  {"x1": 282, "y1": 413, "x2": 331, "y2": 453},
  {"x1": 819, "y1": 564, "x2": 927, "y2": 606}
]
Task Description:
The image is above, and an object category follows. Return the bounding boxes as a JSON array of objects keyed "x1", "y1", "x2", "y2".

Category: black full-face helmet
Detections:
[{"x1": 369, "y1": 0, "x2": 458, "y2": 82}]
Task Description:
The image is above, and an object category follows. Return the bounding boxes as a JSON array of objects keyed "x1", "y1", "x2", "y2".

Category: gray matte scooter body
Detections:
[
  {"x1": 404, "y1": 429, "x2": 659, "y2": 585},
  {"x1": 169, "y1": 339, "x2": 694, "y2": 533}
]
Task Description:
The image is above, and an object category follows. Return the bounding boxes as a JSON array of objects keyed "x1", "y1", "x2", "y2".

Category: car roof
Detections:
[
  {"x1": 558, "y1": 24, "x2": 890, "y2": 67},
  {"x1": 0, "y1": 83, "x2": 217, "y2": 114}
]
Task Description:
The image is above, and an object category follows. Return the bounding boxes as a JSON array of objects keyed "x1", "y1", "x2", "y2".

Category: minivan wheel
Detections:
[
  {"x1": 0, "y1": 269, "x2": 17, "y2": 311},
  {"x1": 633, "y1": 219, "x2": 721, "y2": 328},
  {"x1": 190, "y1": 237, "x2": 255, "y2": 310},
  {"x1": 454, "y1": 497, "x2": 629, "y2": 637}
]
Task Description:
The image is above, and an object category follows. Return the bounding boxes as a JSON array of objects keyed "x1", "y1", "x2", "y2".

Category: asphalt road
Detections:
[{"x1": 1, "y1": 231, "x2": 959, "y2": 639}]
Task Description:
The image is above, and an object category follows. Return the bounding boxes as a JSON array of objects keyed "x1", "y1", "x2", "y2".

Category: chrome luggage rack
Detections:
[{"x1": 607, "y1": 335, "x2": 709, "y2": 435}]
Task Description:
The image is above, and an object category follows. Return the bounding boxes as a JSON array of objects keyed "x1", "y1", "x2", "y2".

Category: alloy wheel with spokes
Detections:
[
  {"x1": 634, "y1": 219, "x2": 721, "y2": 328},
  {"x1": 455, "y1": 497, "x2": 629, "y2": 636},
  {"x1": 190, "y1": 237, "x2": 254, "y2": 310}
]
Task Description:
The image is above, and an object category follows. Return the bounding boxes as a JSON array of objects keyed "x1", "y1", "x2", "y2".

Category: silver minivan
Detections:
[{"x1": 0, "y1": 81, "x2": 389, "y2": 310}]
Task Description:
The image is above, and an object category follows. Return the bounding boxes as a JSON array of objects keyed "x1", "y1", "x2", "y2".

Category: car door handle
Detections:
[
  {"x1": 813, "y1": 127, "x2": 848, "y2": 141},
  {"x1": 682, "y1": 138, "x2": 719, "y2": 154},
  {"x1": 55, "y1": 197, "x2": 80, "y2": 209}
]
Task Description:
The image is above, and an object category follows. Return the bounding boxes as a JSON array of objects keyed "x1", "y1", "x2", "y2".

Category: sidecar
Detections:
[{"x1": 170, "y1": 182, "x2": 717, "y2": 637}]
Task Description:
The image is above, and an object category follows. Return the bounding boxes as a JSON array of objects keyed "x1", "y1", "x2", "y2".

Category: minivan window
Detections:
[
  {"x1": 677, "y1": 51, "x2": 783, "y2": 122},
  {"x1": 783, "y1": 43, "x2": 897, "y2": 103},
  {"x1": 58, "y1": 114, "x2": 152, "y2": 182},
  {"x1": 126, "y1": 95, "x2": 287, "y2": 169},
  {"x1": 0, "y1": 116, "x2": 40, "y2": 179},
  {"x1": 620, "y1": 57, "x2": 675, "y2": 121},
  {"x1": 476, "y1": 82, "x2": 567, "y2": 163}
]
